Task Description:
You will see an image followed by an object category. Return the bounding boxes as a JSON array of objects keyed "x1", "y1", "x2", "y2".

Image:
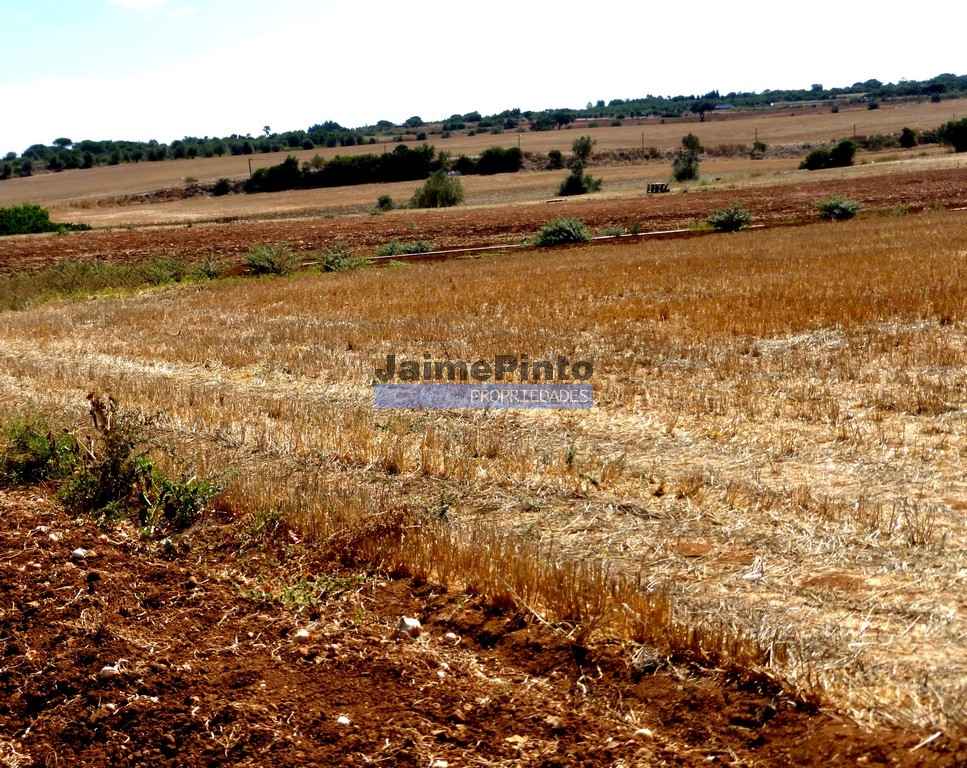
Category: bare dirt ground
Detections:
[
  {"x1": 2, "y1": 120, "x2": 966, "y2": 765},
  {"x1": 2, "y1": 488, "x2": 962, "y2": 768},
  {"x1": 1, "y1": 167, "x2": 965, "y2": 274}
]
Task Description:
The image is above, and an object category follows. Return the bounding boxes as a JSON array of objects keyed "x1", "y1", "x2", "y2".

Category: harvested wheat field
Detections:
[{"x1": 1, "y1": 111, "x2": 966, "y2": 765}]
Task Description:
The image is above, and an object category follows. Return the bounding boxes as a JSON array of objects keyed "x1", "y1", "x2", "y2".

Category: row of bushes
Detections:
[
  {"x1": 700, "y1": 196, "x2": 862, "y2": 231},
  {"x1": 247, "y1": 144, "x2": 440, "y2": 192},
  {"x1": 247, "y1": 143, "x2": 526, "y2": 194},
  {"x1": 530, "y1": 194, "x2": 866, "y2": 247}
]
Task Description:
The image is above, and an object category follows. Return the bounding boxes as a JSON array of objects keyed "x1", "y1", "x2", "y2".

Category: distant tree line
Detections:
[
  {"x1": 2, "y1": 73, "x2": 964, "y2": 181},
  {"x1": 566, "y1": 73, "x2": 967, "y2": 123},
  {"x1": 0, "y1": 123, "x2": 382, "y2": 180}
]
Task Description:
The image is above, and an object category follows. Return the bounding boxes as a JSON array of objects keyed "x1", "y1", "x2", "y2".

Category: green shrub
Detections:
[
  {"x1": 411, "y1": 171, "x2": 464, "y2": 208},
  {"x1": 671, "y1": 151, "x2": 700, "y2": 181},
  {"x1": 0, "y1": 203, "x2": 91, "y2": 236},
  {"x1": 212, "y1": 177, "x2": 232, "y2": 196},
  {"x1": 244, "y1": 244, "x2": 302, "y2": 276},
  {"x1": 547, "y1": 149, "x2": 565, "y2": 169},
  {"x1": 899, "y1": 127, "x2": 918, "y2": 148},
  {"x1": 801, "y1": 139, "x2": 857, "y2": 170},
  {"x1": 572, "y1": 135, "x2": 596, "y2": 162},
  {"x1": 558, "y1": 162, "x2": 602, "y2": 196},
  {"x1": 532, "y1": 217, "x2": 593, "y2": 247},
  {"x1": 0, "y1": 203, "x2": 54, "y2": 235},
  {"x1": 375, "y1": 194, "x2": 395, "y2": 211},
  {"x1": 830, "y1": 139, "x2": 857, "y2": 167},
  {"x1": 137, "y1": 257, "x2": 193, "y2": 285},
  {"x1": 1, "y1": 395, "x2": 224, "y2": 534},
  {"x1": 800, "y1": 147, "x2": 831, "y2": 170},
  {"x1": 938, "y1": 118, "x2": 967, "y2": 152},
  {"x1": 142, "y1": 470, "x2": 223, "y2": 534},
  {"x1": 59, "y1": 393, "x2": 151, "y2": 522},
  {"x1": 376, "y1": 239, "x2": 432, "y2": 257},
  {"x1": 706, "y1": 205, "x2": 752, "y2": 232},
  {"x1": 816, "y1": 196, "x2": 862, "y2": 221},
  {"x1": 681, "y1": 133, "x2": 704, "y2": 154},
  {"x1": 318, "y1": 244, "x2": 365, "y2": 272},
  {"x1": 474, "y1": 146, "x2": 523, "y2": 175},
  {"x1": 195, "y1": 253, "x2": 224, "y2": 280},
  {"x1": 58, "y1": 393, "x2": 225, "y2": 534}
]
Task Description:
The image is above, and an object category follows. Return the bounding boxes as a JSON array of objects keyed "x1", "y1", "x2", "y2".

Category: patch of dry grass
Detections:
[{"x1": 0, "y1": 211, "x2": 964, "y2": 734}]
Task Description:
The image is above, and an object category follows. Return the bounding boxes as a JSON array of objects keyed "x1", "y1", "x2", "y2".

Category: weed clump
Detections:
[
  {"x1": 0, "y1": 416, "x2": 77, "y2": 485},
  {"x1": 376, "y1": 239, "x2": 432, "y2": 257},
  {"x1": 244, "y1": 244, "x2": 303, "y2": 276},
  {"x1": 317, "y1": 244, "x2": 365, "y2": 272},
  {"x1": 706, "y1": 205, "x2": 753, "y2": 232},
  {"x1": 816, "y1": 196, "x2": 862, "y2": 221},
  {"x1": 1, "y1": 394, "x2": 226, "y2": 536},
  {"x1": 532, "y1": 217, "x2": 593, "y2": 247}
]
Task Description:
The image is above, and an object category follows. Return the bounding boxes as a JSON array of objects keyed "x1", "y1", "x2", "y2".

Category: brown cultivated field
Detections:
[{"x1": 1, "y1": 102, "x2": 966, "y2": 767}]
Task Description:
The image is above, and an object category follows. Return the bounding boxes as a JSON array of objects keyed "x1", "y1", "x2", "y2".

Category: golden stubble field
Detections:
[{"x1": 0, "y1": 211, "x2": 964, "y2": 735}]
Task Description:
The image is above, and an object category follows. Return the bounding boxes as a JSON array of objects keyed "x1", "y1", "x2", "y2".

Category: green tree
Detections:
[
  {"x1": 671, "y1": 152, "x2": 700, "y2": 181},
  {"x1": 672, "y1": 133, "x2": 702, "y2": 181},
  {"x1": 412, "y1": 171, "x2": 464, "y2": 208},
  {"x1": 554, "y1": 111, "x2": 573, "y2": 129},
  {"x1": 558, "y1": 162, "x2": 602, "y2": 196},
  {"x1": 572, "y1": 135, "x2": 596, "y2": 162},
  {"x1": 681, "y1": 133, "x2": 704, "y2": 154},
  {"x1": 938, "y1": 118, "x2": 967, "y2": 152},
  {"x1": 691, "y1": 100, "x2": 715, "y2": 122},
  {"x1": 899, "y1": 127, "x2": 918, "y2": 148},
  {"x1": 801, "y1": 139, "x2": 856, "y2": 170},
  {"x1": 829, "y1": 139, "x2": 857, "y2": 167}
]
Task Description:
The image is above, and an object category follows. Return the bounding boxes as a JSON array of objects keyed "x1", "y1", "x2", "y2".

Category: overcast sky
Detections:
[{"x1": 2, "y1": 0, "x2": 964, "y2": 156}]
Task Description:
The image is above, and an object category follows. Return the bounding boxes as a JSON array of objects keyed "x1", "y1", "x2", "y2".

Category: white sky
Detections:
[{"x1": 1, "y1": 0, "x2": 964, "y2": 156}]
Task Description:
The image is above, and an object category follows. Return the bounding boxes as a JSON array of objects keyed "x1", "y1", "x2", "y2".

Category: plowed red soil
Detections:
[
  {"x1": 1, "y1": 168, "x2": 965, "y2": 274},
  {"x1": 2, "y1": 489, "x2": 964, "y2": 767}
]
